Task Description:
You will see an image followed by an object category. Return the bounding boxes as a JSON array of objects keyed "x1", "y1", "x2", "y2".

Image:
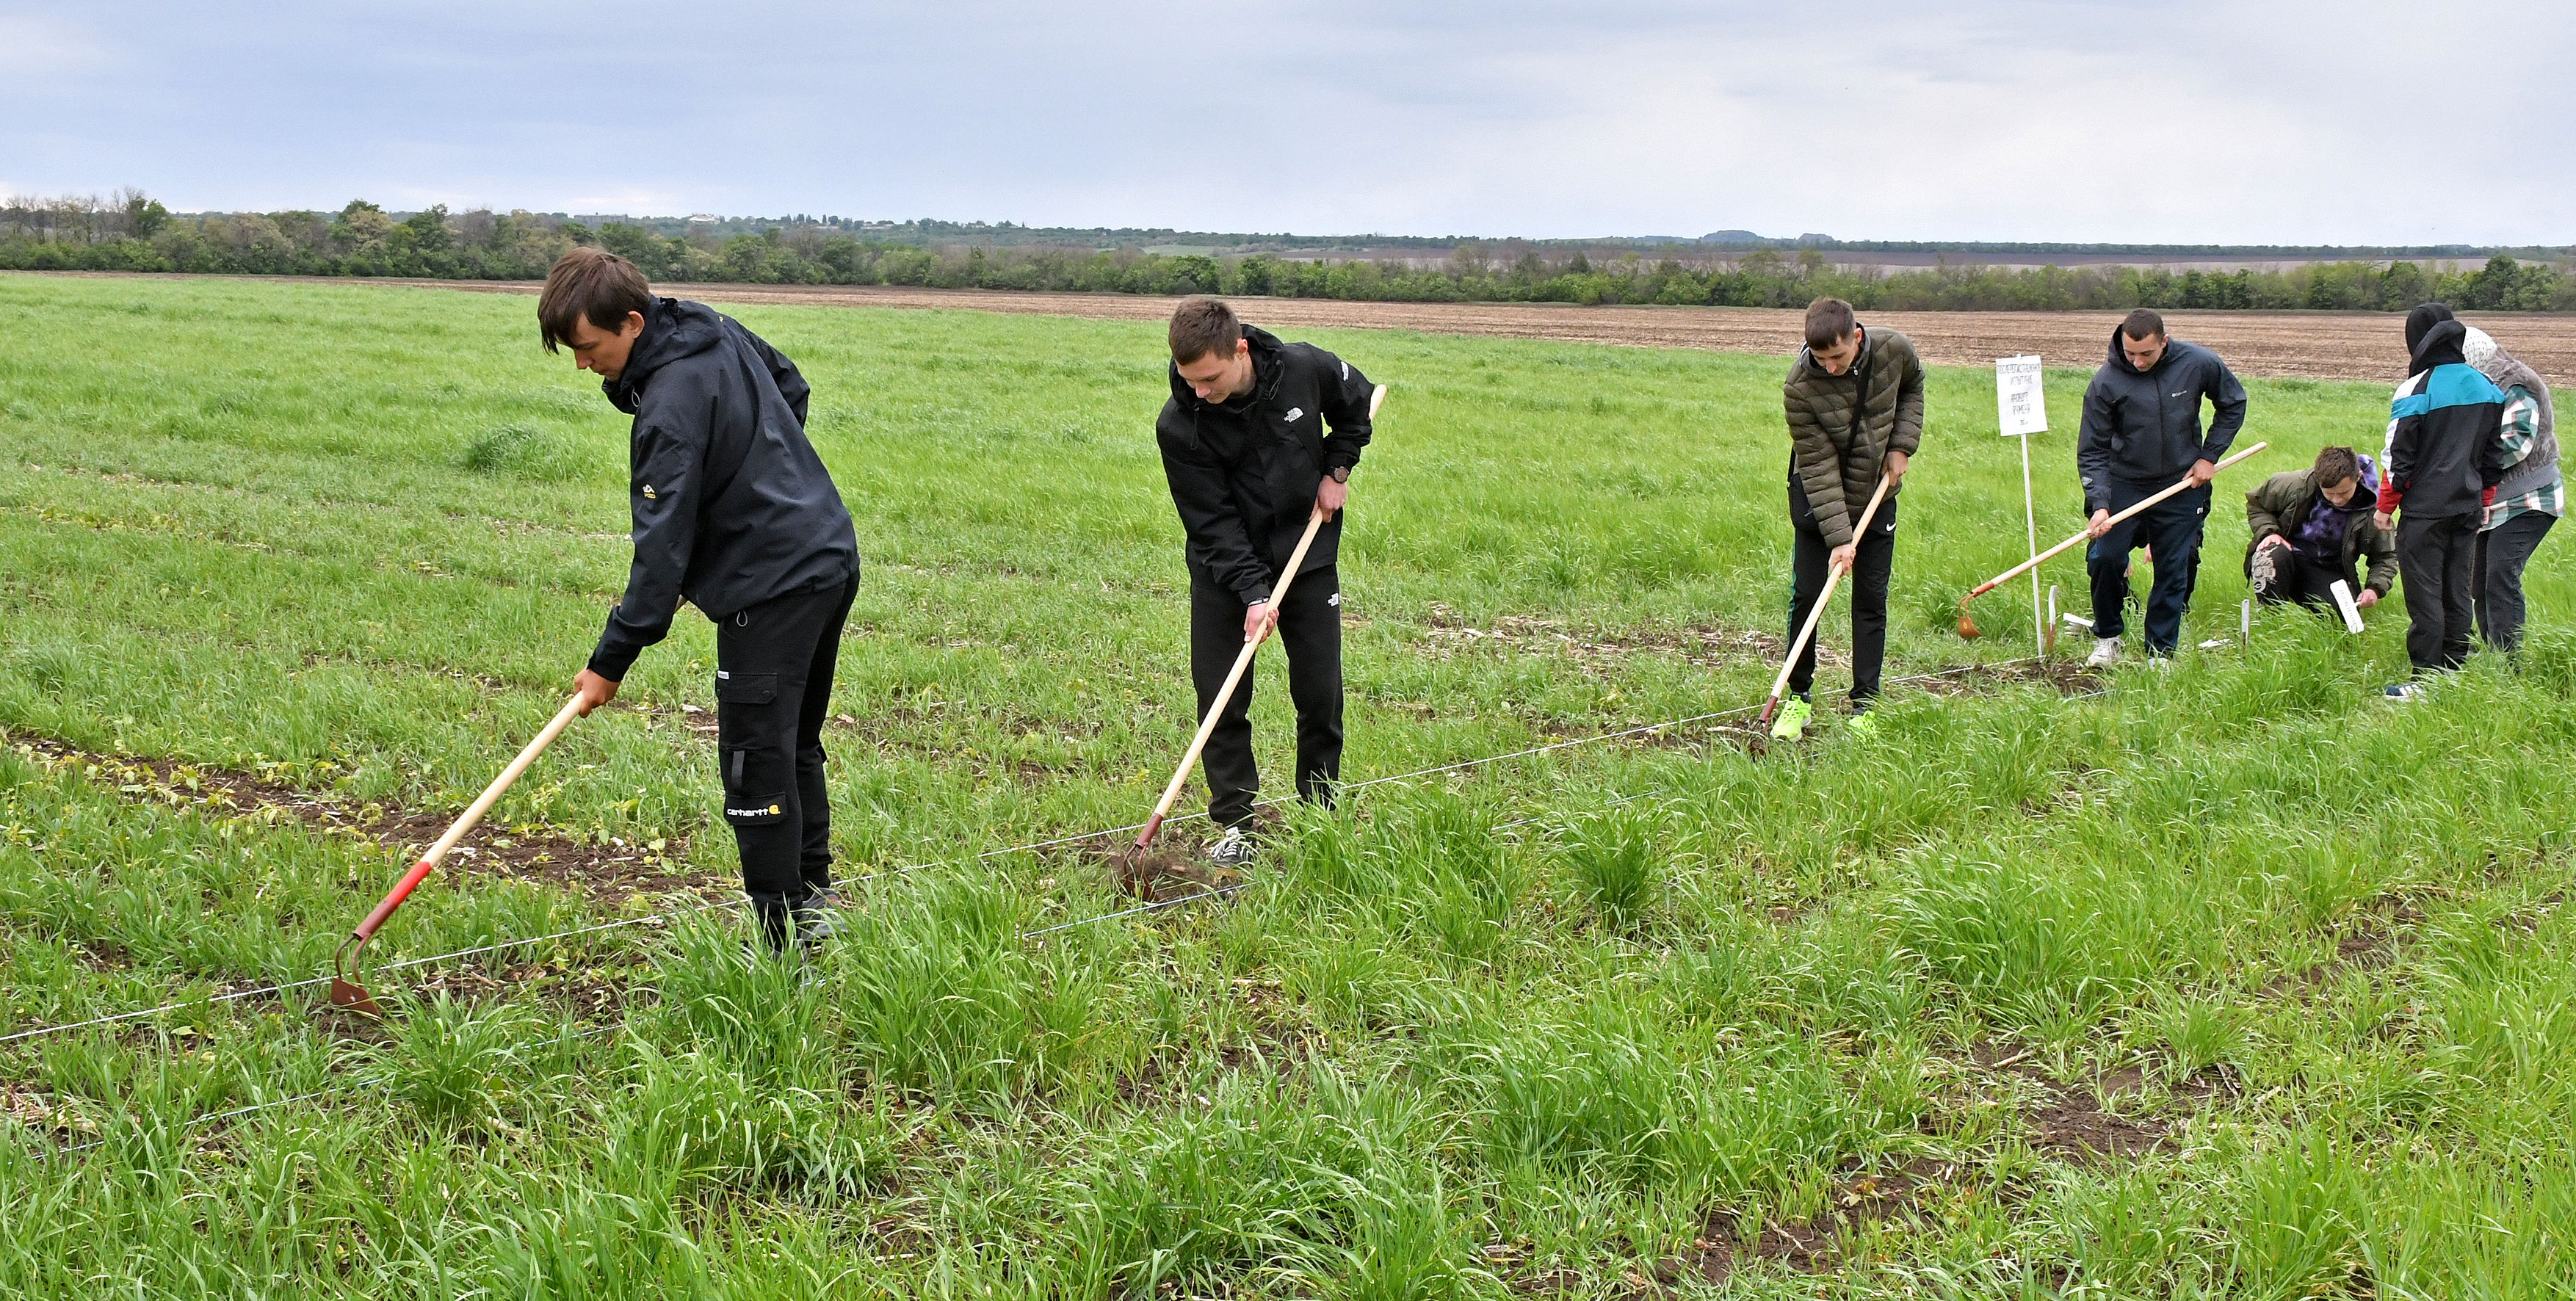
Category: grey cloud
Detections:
[{"x1": 1, "y1": 1, "x2": 2567, "y2": 244}]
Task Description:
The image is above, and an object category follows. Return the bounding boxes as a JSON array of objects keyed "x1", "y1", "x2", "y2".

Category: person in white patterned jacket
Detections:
[{"x1": 2463, "y1": 325, "x2": 2558, "y2": 659}]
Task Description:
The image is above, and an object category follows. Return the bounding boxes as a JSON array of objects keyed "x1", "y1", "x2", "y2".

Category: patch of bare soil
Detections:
[
  {"x1": 1417, "y1": 604, "x2": 1794, "y2": 672},
  {"x1": 411, "y1": 954, "x2": 656, "y2": 1022},
  {"x1": 51, "y1": 272, "x2": 2567, "y2": 383},
  {"x1": 1, "y1": 1080, "x2": 98, "y2": 1144},
  {"x1": 2018, "y1": 1066, "x2": 2168, "y2": 1162},
  {"x1": 1666, "y1": 1155, "x2": 1963, "y2": 1285},
  {"x1": 1106, "y1": 841, "x2": 1242, "y2": 903},
  {"x1": 4, "y1": 731, "x2": 716, "y2": 904},
  {"x1": 1912, "y1": 659, "x2": 2105, "y2": 697},
  {"x1": 1660, "y1": 1047, "x2": 2212, "y2": 1283}
]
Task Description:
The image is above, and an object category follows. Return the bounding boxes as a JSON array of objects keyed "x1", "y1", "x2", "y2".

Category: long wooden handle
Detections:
[
  {"x1": 1135, "y1": 383, "x2": 1385, "y2": 847},
  {"x1": 350, "y1": 693, "x2": 586, "y2": 943},
  {"x1": 1967, "y1": 440, "x2": 2268, "y2": 599},
  {"x1": 1765, "y1": 470, "x2": 1895, "y2": 709}
]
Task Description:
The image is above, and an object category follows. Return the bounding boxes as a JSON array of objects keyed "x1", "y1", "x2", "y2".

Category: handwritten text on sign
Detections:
[{"x1": 1996, "y1": 355, "x2": 2047, "y2": 437}]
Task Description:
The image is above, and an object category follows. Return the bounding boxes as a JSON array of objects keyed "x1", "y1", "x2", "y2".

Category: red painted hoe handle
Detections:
[{"x1": 339, "y1": 692, "x2": 587, "y2": 967}]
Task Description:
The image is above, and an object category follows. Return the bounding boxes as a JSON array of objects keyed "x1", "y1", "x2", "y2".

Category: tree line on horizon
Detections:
[{"x1": 5, "y1": 192, "x2": 2569, "y2": 314}]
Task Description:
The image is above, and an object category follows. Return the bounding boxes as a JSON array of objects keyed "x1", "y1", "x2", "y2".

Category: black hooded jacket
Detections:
[
  {"x1": 2075, "y1": 327, "x2": 2250, "y2": 513},
  {"x1": 2378, "y1": 318, "x2": 2511, "y2": 521},
  {"x1": 587, "y1": 298, "x2": 858, "y2": 681},
  {"x1": 1154, "y1": 325, "x2": 1375, "y2": 604}
]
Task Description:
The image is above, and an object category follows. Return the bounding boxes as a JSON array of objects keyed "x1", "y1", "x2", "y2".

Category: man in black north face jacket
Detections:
[
  {"x1": 2076, "y1": 308, "x2": 2249, "y2": 663},
  {"x1": 1155, "y1": 297, "x2": 1375, "y2": 864},
  {"x1": 544, "y1": 249, "x2": 860, "y2": 950}
]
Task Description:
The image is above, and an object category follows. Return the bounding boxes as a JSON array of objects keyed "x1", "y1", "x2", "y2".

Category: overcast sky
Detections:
[{"x1": 4, "y1": 1, "x2": 2568, "y2": 245}]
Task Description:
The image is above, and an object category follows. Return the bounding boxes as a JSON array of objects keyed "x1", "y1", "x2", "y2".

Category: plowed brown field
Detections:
[{"x1": 26, "y1": 272, "x2": 2575, "y2": 382}]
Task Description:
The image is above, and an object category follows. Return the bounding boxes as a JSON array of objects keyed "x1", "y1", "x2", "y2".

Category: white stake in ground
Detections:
[{"x1": 1996, "y1": 355, "x2": 2048, "y2": 658}]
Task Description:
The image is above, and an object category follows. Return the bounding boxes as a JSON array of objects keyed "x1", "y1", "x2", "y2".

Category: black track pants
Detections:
[
  {"x1": 2475, "y1": 511, "x2": 2555, "y2": 656},
  {"x1": 2252, "y1": 546, "x2": 2352, "y2": 613},
  {"x1": 1188, "y1": 565, "x2": 1344, "y2": 831},
  {"x1": 1787, "y1": 477, "x2": 1897, "y2": 703},
  {"x1": 2086, "y1": 481, "x2": 2208, "y2": 656},
  {"x1": 2397, "y1": 512, "x2": 2477, "y2": 673},
  {"x1": 714, "y1": 572, "x2": 858, "y2": 899}
]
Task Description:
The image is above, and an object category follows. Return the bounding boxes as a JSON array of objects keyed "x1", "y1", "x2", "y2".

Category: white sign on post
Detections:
[
  {"x1": 1996, "y1": 355, "x2": 2047, "y2": 656},
  {"x1": 1997, "y1": 355, "x2": 2047, "y2": 436}
]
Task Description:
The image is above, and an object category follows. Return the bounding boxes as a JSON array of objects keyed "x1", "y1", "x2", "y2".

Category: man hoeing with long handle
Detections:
[
  {"x1": 1156, "y1": 297, "x2": 1377, "y2": 866},
  {"x1": 543, "y1": 248, "x2": 861, "y2": 953},
  {"x1": 1773, "y1": 297, "x2": 1924, "y2": 742}
]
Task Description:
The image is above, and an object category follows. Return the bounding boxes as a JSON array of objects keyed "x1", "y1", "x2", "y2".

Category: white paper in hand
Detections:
[{"x1": 2329, "y1": 580, "x2": 2365, "y2": 634}]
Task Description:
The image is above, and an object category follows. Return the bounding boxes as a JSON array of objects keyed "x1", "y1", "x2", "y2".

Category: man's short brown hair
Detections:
[
  {"x1": 2312, "y1": 445, "x2": 2360, "y2": 487},
  {"x1": 538, "y1": 247, "x2": 653, "y2": 353},
  {"x1": 1803, "y1": 297, "x2": 1856, "y2": 351},
  {"x1": 1168, "y1": 296, "x2": 1242, "y2": 363},
  {"x1": 2121, "y1": 308, "x2": 2166, "y2": 341}
]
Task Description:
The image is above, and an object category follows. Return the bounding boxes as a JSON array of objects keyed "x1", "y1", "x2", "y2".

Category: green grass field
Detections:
[{"x1": 2, "y1": 272, "x2": 2572, "y2": 1297}]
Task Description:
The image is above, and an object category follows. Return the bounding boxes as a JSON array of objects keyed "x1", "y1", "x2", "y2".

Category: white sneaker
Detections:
[
  {"x1": 2384, "y1": 682, "x2": 2425, "y2": 702},
  {"x1": 2085, "y1": 637, "x2": 2121, "y2": 669},
  {"x1": 1207, "y1": 826, "x2": 1258, "y2": 867}
]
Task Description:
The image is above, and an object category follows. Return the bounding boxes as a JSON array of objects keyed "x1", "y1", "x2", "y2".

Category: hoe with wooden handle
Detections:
[
  {"x1": 1121, "y1": 383, "x2": 1385, "y2": 874},
  {"x1": 1957, "y1": 441, "x2": 2267, "y2": 639},
  {"x1": 329, "y1": 694, "x2": 587, "y2": 1018},
  {"x1": 1756, "y1": 468, "x2": 1895, "y2": 734}
]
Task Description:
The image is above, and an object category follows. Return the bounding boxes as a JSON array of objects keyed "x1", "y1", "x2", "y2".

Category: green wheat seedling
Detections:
[{"x1": 1, "y1": 272, "x2": 2574, "y2": 1294}]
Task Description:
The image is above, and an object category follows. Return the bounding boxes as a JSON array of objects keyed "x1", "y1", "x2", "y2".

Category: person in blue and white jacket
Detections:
[{"x1": 2376, "y1": 305, "x2": 2513, "y2": 695}]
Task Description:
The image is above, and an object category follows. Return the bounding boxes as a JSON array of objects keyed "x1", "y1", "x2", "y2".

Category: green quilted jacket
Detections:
[{"x1": 1781, "y1": 326, "x2": 1925, "y2": 547}]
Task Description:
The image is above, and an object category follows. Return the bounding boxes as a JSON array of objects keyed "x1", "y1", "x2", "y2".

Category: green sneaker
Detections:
[
  {"x1": 1845, "y1": 710, "x2": 1879, "y2": 740},
  {"x1": 1769, "y1": 697, "x2": 1813, "y2": 741}
]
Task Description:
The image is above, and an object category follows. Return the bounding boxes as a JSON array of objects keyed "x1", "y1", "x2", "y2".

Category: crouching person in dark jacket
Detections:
[
  {"x1": 2245, "y1": 446, "x2": 2395, "y2": 618},
  {"x1": 2077, "y1": 309, "x2": 2248, "y2": 667},
  {"x1": 2377, "y1": 306, "x2": 2511, "y2": 695},
  {"x1": 1155, "y1": 298, "x2": 1375, "y2": 867},
  {"x1": 544, "y1": 249, "x2": 861, "y2": 950}
]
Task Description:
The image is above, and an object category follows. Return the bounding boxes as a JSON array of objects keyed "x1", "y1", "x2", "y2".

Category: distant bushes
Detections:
[{"x1": 8, "y1": 192, "x2": 2572, "y2": 312}]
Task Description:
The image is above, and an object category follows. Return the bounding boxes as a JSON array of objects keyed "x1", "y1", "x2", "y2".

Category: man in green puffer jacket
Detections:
[
  {"x1": 2244, "y1": 445, "x2": 2395, "y2": 619},
  {"x1": 1773, "y1": 297, "x2": 1924, "y2": 739}
]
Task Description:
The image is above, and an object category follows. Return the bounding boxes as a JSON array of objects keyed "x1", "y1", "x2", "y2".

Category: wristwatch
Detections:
[{"x1": 1329, "y1": 465, "x2": 1350, "y2": 483}]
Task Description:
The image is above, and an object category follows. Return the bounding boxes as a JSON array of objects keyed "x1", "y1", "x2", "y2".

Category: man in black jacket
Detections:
[
  {"x1": 544, "y1": 249, "x2": 861, "y2": 949},
  {"x1": 1155, "y1": 297, "x2": 1375, "y2": 866},
  {"x1": 2076, "y1": 309, "x2": 2249, "y2": 666}
]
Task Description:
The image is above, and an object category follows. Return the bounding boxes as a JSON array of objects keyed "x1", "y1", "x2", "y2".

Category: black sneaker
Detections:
[{"x1": 792, "y1": 895, "x2": 842, "y2": 948}]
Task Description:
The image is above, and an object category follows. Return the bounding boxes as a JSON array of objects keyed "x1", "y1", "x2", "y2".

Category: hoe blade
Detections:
[
  {"x1": 328, "y1": 976, "x2": 385, "y2": 1020},
  {"x1": 1955, "y1": 601, "x2": 1982, "y2": 640}
]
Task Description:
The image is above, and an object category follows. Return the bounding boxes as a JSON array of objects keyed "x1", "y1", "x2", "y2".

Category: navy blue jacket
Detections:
[
  {"x1": 2378, "y1": 319, "x2": 2511, "y2": 521},
  {"x1": 587, "y1": 298, "x2": 858, "y2": 681},
  {"x1": 2076, "y1": 326, "x2": 2249, "y2": 513},
  {"x1": 1155, "y1": 325, "x2": 1375, "y2": 604}
]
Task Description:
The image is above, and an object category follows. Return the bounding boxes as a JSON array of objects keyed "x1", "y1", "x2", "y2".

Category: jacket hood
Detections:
[
  {"x1": 604, "y1": 297, "x2": 726, "y2": 413},
  {"x1": 2462, "y1": 325, "x2": 2497, "y2": 369},
  {"x1": 2105, "y1": 323, "x2": 2164, "y2": 375},
  {"x1": 2410, "y1": 318, "x2": 2468, "y2": 374},
  {"x1": 2403, "y1": 302, "x2": 2456, "y2": 355},
  {"x1": 1168, "y1": 324, "x2": 1288, "y2": 412},
  {"x1": 2351, "y1": 451, "x2": 2380, "y2": 500}
]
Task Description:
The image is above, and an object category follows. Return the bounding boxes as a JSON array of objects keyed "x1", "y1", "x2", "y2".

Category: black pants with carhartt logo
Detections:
[
  {"x1": 1188, "y1": 565, "x2": 1344, "y2": 830},
  {"x1": 714, "y1": 572, "x2": 858, "y2": 900}
]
